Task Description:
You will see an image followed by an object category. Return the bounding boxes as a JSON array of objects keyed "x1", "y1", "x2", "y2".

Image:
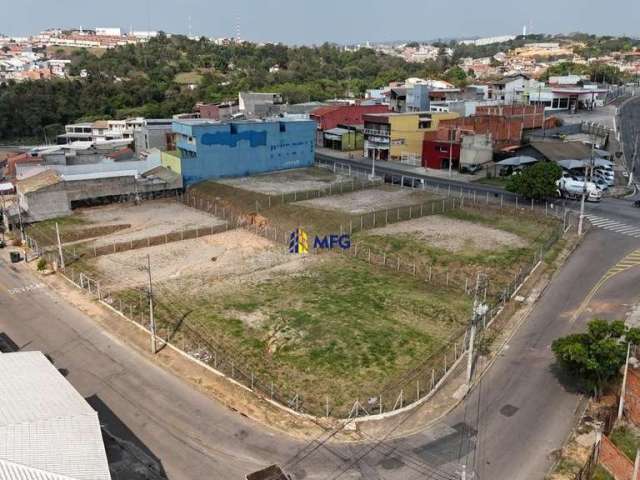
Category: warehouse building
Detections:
[
  {"x1": 0, "y1": 351, "x2": 111, "y2": 480},
  {"x1": 15, "y1": 165, "x2": 182, "y2": 222},
  {"x1": 173, "y1": 118, "x2": 316, "y2": 186}
]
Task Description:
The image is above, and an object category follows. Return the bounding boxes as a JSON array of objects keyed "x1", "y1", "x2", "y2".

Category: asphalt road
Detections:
[
  {"x1": 446, "y1": 229, "x2": 640, "y2": 479},
  {"x1": 317, "y1": 152, "x2": 640, "y2": 224}
]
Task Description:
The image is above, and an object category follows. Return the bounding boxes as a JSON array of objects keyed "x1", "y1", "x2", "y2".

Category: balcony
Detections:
[{"x1": 364, "y1": 128, "x2": 390, "y2": 137}]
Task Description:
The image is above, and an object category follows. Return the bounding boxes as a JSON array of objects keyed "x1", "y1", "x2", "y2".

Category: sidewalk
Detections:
[{"x1": 317, "y1": 147, "x2": 477, "y2": 182}]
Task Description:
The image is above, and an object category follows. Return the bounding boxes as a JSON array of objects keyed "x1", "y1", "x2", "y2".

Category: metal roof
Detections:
[
  {"x1": 0, "y1": 352, "x2": 111, "y2": 480},
  {"x1": 324, "y1": 127, "x2": 350, "y2": 136},
  {"x1": 529, "y1": 141, "x2": 593, "y2": 162},
  {"x1": 61, "y1": 170, "x2": 138, "y2": 182}
]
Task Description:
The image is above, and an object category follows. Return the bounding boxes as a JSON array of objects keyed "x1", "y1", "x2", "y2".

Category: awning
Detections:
[{"x1": 497, "y1": 156, "x2": 539, "y2": 167}]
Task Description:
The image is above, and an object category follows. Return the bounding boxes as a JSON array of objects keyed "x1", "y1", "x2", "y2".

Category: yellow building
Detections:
[
  {"x1": 389, "y1": 112, "x2": 458, "y2": 160},
  {"x1": 161, "y1": 150, "x2": 182, "y2": 174}
]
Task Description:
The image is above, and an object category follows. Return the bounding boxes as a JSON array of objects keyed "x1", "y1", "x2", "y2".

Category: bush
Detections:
[
  {"x1": 506, "y1": 161, "x2": 563, "y2": 200},
  {"x1": 37, "y1": 258, "x2": 47, "y2": 271}
]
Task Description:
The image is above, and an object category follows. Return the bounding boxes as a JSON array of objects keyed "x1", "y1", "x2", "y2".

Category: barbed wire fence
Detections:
[{"x1": 23, "y1": 166, "x2": 578, "y2": 420}]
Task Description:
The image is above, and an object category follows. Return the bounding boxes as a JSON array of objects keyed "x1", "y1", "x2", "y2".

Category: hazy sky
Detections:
[{"x1": 1, "y1": 0, "x2": 638, "y2": 44}]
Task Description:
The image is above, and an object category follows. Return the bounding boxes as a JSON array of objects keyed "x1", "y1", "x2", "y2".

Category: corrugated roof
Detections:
[
  {"x1": 324, "y1": 127, "x2": 350, "y2": 136},
  {"x1": 61, "y1": 170, "x2": 138, "y2": 182},
  {"x1": 0, "y1": 459, "x2": 78, "y2": 480},
  {"x1": 0, "y1": 352, "x2": 111, "y2": 480},
  {"x1": 17, "y1": 170, "x2": 61, "y2": 194},
  {"x1": 529, "y1": 141, "x2": 593, "y2": 162}
]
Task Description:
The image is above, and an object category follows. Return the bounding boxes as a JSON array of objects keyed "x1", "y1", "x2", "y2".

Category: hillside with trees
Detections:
[{"x1": 0, "y1": 34, "x2": 429, "y2": 142}]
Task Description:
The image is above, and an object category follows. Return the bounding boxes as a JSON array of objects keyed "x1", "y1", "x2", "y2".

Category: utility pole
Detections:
[
  {"x1": 55, "y1": 222, "x2": 65, "y2": 270},
  {"x1": 369, "y1": 151, "x2": 377, "y2": 181},
  {"x1": 146, "y1": 254, "x2": 157, "y2": 354},
  {"x1": 448, "y1": 128, "x2": 457, "y2": 178},
  {"x1": 619, "y1": 342, "x2": 631, "y2": 420},
  {"x1": 467, "y1": 274, "x2": 487, "y2": 385},
  {"x1": 578, "y1": 140, "x2": 596, "y2": 236}
]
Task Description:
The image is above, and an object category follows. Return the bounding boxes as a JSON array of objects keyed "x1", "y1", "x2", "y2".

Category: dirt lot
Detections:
[
  {"x1": 91, "y1": 229, "x2": 313, "y2": 292},
  {"x1": 75, "y1": 200, "x2": 225, "y2": 247},
  {"x1": 217, "y1": 167, "x2": 351, "y2": 194},
  {"x1": 297, "y1": 186, "x2": 437, "y2": 215},
  {"x1": 367, "y1": 215, "x2": 527, "y2": 253},
  {"x1": 354, "y1": 206, "x2": 560, "y2": 296}
]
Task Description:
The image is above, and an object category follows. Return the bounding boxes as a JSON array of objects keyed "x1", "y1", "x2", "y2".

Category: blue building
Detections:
[{"x1": 172, "y1": 118, "x2": 316, "y2": 186}]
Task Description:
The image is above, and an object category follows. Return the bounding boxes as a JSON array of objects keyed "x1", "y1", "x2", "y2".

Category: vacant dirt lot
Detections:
[
  {"x1": 367, "y1": 215, "x2": 527, "y2": 252},
  {"x1": 297, "y1": 186, "x2": 437, "y2": 215},
  {"x1": 92, "y1": 229, "x2": 314, "y2": 292},
  {"x1": 74, "y1": 200, "x2": 226, "y2": 247},
  {"x1": 218, "y1": 167, "x2": 351, "y2": 194}
]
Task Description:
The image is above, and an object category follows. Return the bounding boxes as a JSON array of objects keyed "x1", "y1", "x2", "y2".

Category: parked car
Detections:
[
  {"x1": 460, "y1": 163, "x2": 482, "y2": 175},
  {"x1": 593, "y1": 178, "x2": 609, "y2": 190}
]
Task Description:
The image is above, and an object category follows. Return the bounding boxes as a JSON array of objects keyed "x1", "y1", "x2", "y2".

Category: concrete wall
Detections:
[
  {"x1": 161, "y1": 151, "x2": 181, "y2": 174},
  {"x1": 174, "y1": 120, "x2": 316, "y2": 186},
  {"x1": 460, "y1": 134, "x2": 493, "y2": 166},
  {"x1": 20, "y1": 188, "x2": 71, "y2": 222}
]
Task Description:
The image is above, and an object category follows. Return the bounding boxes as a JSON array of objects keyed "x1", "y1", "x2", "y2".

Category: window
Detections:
[
  {"x1": 230, "y1": 124, "x2": 238, "y2": 134},
  {"x1": 280, "y1": 123, "x2": 286, "y2": 133}
]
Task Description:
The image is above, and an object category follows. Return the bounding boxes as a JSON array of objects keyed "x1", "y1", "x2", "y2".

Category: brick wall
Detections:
[
  {"x1": 625, "y1": 369, "x2": 640, "y2": 427},
  {"x1": 476, "y1": 104, "x2": 545, "y2": 130},
  {"x1": 439, "y1": 115, "x2": 523, "y2": 150},
  {"x1": 600, "y1": 435, "x2": 635, "y2": 480}
]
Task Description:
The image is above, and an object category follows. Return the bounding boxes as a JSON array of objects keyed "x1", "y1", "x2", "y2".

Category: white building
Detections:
[
  {"x1": 0, "y1": 351, "x2": 111, "y2": 480},
  {"x1": 459, "y1": 35, "x2": 517, "y2": 46},
  {"x1": 96, "y1": 27, "x2": 122, "y2": 37},
  {"x1": 487, "y1": 73, "x2": 532, "y2": 103},
  {"x1": 58, "y1": 118, "x2": 145, "y2": 145}
]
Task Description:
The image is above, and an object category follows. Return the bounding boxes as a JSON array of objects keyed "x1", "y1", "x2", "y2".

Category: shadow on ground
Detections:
[{"x1": 87, "y1": 395, "x2": 168, "y2": 480}]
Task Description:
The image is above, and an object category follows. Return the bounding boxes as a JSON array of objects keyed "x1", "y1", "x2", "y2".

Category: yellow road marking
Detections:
[{"x1": 571, "y1": 249, "x2": 640, "y2": 323}]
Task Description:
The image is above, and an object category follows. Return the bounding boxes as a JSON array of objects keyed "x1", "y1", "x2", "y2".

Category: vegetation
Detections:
[
  {"x1": 541, "y1": 61, "x2": 631, "y2": 85},
  {"x1": 1, "y1": 32, "x2": 637, "y2": 143},
  {"x1": 506, "y1": 162, "x2": 562, "y2": 200},
  {"x1": 0, "y1": 35, "x2": 431, "y2": 141},
  {"x1": 354, "y1": 205, "x2": 558, "y2": 295},
  {"x1": 113, "y1": 255, "x2": 471, "y2": 415},
  {"x1": 592, "y1": 465, "x2": 615, "y2": 480},
  {"x1": 610, "y1": 425, "x2": 640, "y2": 461},
  {"x1": 552, "y1": 319, "x2": 640, "y2": 396},
  {"x1": 37, "y1": 257, "x2": 47, "y2": 271}
]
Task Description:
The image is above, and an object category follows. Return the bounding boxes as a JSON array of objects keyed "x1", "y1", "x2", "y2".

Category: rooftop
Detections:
[
  {"x1": 0, "y1": 351, "x2": 111, "y2": 480},
  {"x1": 17, "y1": 169, "x2": 61, "y2": 194},
  {"x1": 529, "y1": 140, "x2": 594, "y2": 162}
]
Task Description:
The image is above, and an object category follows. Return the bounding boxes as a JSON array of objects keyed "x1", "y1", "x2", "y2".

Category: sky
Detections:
[{"x1": 1, "y1": 0, "x2": 638, "y2": 45}]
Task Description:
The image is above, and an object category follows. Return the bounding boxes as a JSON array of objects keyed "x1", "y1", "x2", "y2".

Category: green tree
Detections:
[
  {"x1": 552, "y1": 319, "x2": 638, "y2": 396},
  {"x1": 506, "y1": 161, "x2": 562, "y2": 200}
]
